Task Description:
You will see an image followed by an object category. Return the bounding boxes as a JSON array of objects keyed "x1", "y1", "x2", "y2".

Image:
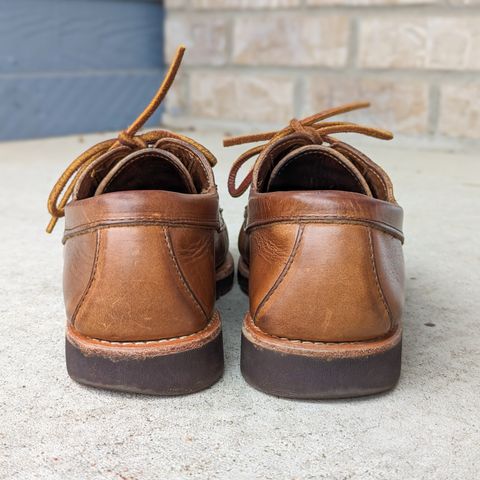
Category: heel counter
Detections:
[
  {"x1": 250, "y1": 224, "x2": 396, "y2": 342},
  {"x1": 65, "y1": 226, "x2": 215, "y2": 342}
]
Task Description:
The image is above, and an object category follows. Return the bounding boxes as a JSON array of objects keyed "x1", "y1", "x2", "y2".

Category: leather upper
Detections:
[
  {"x1": 48, "y1": 46, "x2": 231, "y2": 344},
  {"x1": 238, "y1": 132, "x2": 405, "y2": 343},
  {"x1": 63, "y1": 139, "x2": 229, "y2": 342}
]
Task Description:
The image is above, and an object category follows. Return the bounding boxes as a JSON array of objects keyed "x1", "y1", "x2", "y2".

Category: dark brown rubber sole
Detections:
[
  {"x1": 66, "y1": 256, "x2": 234, "y2": 396},
  {"x1": 238, "y1": 258, "x2": 402, "y2": 398},
  {"x1": 66, "y1": 312, "x2": 224, "y2": 395},
  {"x1": 241, "y1": 315, "x2": 402, "y2": 399},
  {"x1": 66, "y1": 328, "x2": 224, "y2": 396}
]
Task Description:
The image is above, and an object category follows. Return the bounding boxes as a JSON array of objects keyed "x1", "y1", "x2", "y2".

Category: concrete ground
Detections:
[{"x1": 0, "y1": 131, "x2": 479, "y2": 480}]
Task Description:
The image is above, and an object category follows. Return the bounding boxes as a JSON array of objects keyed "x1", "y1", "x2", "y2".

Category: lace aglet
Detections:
[
  {"x1": 177, "y1": 44, "x2": 186, "y2": 56},
  {"x1": 358, "y1": 101, "x2": 371, "y2": 109},
  {"x1": 46, "y1": 216, "x2": 58, "y2": 234},
  {"x1": 123, "y1": 44, "x2": 187, "y2": 138},
  {"x1": 375, "y1": 128, "x2": 394, "y2": 140}
]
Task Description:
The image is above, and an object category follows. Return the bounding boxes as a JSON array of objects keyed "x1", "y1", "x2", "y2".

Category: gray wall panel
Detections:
[{"x1": 0, "y1": 0, "x2": 164, "y2": 140}]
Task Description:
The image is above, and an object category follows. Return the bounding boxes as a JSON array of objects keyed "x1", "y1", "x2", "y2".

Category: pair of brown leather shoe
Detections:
[{"x1": 48, "y1": 47, "x2": 405, "y2": 399}]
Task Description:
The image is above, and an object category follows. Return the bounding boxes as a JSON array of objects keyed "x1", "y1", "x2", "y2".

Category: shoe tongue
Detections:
[
  {"x1": 266, "y1": 144, "x2": 372, "y2": 196},
  {"x1": 94, "y1": 148, "x2": 197, "y2": 196}
]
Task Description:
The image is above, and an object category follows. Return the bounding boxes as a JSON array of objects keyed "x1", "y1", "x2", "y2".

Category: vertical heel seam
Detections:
[
  {"x1": 367, "y1": 226, "x2": 393, "y2": 329},
  {"x1": 163, "y1": 226, "x2": 208, "y2": 321},
  {"x1": 71, "y1": 229, "x2": 101, "y2": 327}
]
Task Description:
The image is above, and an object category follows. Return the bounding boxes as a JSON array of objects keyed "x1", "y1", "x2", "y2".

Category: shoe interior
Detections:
[
  {"x1": 260, "y1": 141, "x2": 372, "y2": 197},
  {"x1": 97, "y1": 150, "x2": 197, "y2": 195},
  {"x1": 266, "y1": 147, "x2": 367, "y2": 194},
  {"x1": 74, "y1": 138, "x2": 216, "y2": 201}
]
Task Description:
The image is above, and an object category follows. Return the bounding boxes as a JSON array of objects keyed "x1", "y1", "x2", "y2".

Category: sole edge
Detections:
[
  {"x1": 241, "y1": 317, "x2": 402, "y2": 399},
  {"x1": 66, "y1": 315, "x2": 224, "y2": 396}
]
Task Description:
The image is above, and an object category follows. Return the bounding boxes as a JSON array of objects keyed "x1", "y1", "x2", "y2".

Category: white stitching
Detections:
[
  {"x1": 76, "y1": 313, "x2": 218, "y2": 345},
  {"x1": 249, "y1": 317, "x2": 396, "y2": 346}
]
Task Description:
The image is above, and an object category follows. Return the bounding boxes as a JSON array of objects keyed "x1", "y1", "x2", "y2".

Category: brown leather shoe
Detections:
[
  {"x1": 47, "y1": 47, "x2": 233, "y2": 395},
  {"x1": 225, "y1": 102, "x2": 405, "y2": 399}
]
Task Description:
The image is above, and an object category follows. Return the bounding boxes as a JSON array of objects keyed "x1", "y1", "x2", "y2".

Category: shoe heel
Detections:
[
  {"x1": 241, "y1": 315, "x2": 401, "y2": 399},
  {"x1": 66, "y1": 312, "x2": 224, "y2": 395}
]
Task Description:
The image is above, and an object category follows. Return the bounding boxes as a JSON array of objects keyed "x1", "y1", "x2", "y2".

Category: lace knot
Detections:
[
  {"x1": 224, "y1": 101, "x2": 394, "y2": 198},
  {"x1": 289, "y1": 118, "x2": 323, "y2": 144},
  {"x1": 118, "y1": 131, "x2": 147, "y2": 150}
]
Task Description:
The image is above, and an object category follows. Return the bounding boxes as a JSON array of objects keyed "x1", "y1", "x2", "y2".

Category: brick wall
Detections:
[{"x1": 163, "y1": 0, "x2": 480, "y2": 148}]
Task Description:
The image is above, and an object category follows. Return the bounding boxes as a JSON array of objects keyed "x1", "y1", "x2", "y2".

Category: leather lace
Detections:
[
  {"x1": 224, "y1": 103, "x2": 394, "y2": 197},
  {"x1": 46, "y1": 45, "x2": 216, "y2": 233}
]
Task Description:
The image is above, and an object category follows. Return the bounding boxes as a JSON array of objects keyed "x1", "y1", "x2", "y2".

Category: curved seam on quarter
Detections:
[
  {"x1": 253, "y1": 224, "x2": 305, "y2": 323},
  {"x1": 71, "y1": 229, "x2": 101, "y2": 328},
  {"x1": 367, "y1": 227, "x2": 392, "y2": 330},
  {"x1": 163, "y1": 227, "x2": 208, "y2": 320}
]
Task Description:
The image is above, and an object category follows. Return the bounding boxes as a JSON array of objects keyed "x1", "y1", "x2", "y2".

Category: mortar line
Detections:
[
  {"x1": 181, "y1": 64, "x2": 480, "y2": 82},
  {"x1": 169, "y1": 6, "x2": 480, "y2": 16}
]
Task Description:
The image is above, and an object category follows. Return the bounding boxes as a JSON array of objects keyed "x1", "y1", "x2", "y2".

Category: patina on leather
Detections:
[
  {"x1": 226, "y1": 103, "x2": 405, "y2": 344},
  {"x1": 48, "y1": 46, "x2": 232, "y2": 344}
]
